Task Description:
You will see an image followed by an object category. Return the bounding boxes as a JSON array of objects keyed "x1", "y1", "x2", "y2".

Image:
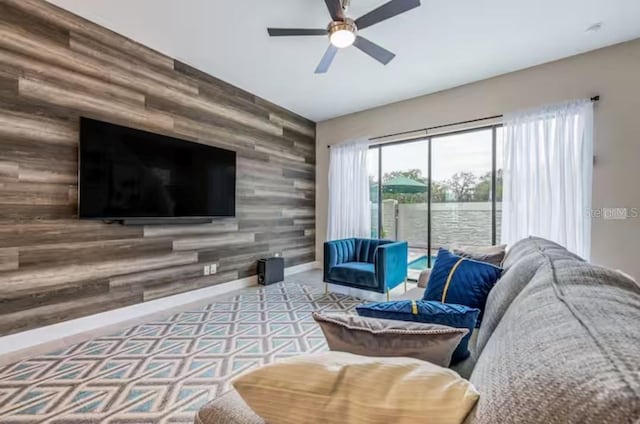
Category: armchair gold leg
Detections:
[
  {"x1": 324, "y1": 283, "x2": 328, "y2": 295},
  {"x1": 404, "y1": 279, "x2": 408, "y2": 293},
  {"x1": 386, "y1": 289, "x2": 390, "y2": 302}
]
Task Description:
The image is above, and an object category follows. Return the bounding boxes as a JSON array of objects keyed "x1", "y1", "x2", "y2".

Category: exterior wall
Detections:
[{"x1": 393, "y1": 202, "x2": 502, "y2": 248}]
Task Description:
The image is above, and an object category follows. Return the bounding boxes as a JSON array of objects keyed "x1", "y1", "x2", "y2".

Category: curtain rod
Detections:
[{"x1": 327, "y1": 95, "x2": 600, "y2": 148}]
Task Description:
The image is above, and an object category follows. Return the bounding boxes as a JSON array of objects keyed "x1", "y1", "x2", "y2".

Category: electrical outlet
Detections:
[
  {"x1": 203, "y1": 265, "x2": 211, "y2": 276},
  {"x1": 210, "y1": 264, "x2": 217, "y2": 274}
]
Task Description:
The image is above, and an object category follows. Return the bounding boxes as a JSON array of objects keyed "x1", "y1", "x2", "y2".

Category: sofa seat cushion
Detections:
[{"x1": 328, "y1": 262, "x2": 377, "y2": 287}]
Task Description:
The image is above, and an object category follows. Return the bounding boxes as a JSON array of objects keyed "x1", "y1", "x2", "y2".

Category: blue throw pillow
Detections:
[
  {"x1": 356, "y1": 300, "x2": 479, "y2": 364},
  {"x1": 424, "y1": 248, "x2": 503, "y2": 326}
]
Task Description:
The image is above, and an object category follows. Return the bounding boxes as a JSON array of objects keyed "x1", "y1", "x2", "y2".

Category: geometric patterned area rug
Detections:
[{"x1": 0, "y1": 282, "x2": 362, "y2": 423}]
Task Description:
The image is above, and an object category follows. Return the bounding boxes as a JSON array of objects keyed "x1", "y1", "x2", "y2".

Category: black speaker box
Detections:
[{"x1": 257, "y1": 257, "x2": 285, "y2": 285}]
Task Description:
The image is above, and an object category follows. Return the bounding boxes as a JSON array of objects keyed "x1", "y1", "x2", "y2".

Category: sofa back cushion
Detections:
[
  {"x1": 468, "y1": 252, "x2": 640, "y2": 423},
  {"x1": 501, "y1": 236, "x2": 583, "y2": 270},
  {"x1": 474, "y1": 251, "x2": 546, "y2": 355},
  {"x1": 476, "y1": 237, "x2": 585, "y2": 354}
]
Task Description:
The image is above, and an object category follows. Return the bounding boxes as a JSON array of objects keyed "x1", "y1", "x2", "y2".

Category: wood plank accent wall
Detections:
[{"x1": 0, "y1": 0, "x2": 316, "y2": 336}]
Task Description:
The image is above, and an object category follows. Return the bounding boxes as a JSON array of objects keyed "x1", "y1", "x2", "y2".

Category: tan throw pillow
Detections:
[
  {"x1": 453, "y1": 244, "x2": 507, "y2": 267},
  {"x1": 233, "y1": 351, "x2": 479, "y2": 424},
  {"x1": 312, "y1": 312, "x2": 467, "y2": 367},
  {"x1": 418, "y1": 268, "x2": 432, "y2": 288}
]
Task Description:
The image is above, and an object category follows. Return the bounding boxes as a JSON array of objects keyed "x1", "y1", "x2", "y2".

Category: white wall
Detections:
[{"x1": 316, "y1": 38, "x2": 640, "y2": 279}]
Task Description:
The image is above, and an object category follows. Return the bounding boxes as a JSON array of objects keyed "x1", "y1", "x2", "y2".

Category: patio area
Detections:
[
  {"x1": 374, "y1": 199, "x2": 502, "y2": 281},
  {"x1": 407, "y1": 247, "x2": 434, "y2": 281}
]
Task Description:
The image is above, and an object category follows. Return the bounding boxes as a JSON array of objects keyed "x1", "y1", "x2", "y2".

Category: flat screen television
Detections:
[{"x1": 79, "y1": 117, "x2": 236, "y2": 220}]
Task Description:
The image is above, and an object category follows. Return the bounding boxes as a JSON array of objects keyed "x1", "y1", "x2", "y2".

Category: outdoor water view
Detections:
[{"x1": 368, "y1": 127, "x2": 504, "y2": 279}]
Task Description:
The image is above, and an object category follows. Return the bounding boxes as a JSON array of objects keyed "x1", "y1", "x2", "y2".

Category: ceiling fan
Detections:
[{"x1": 267, "y1": 0, "x2": 421, "y2": 74}]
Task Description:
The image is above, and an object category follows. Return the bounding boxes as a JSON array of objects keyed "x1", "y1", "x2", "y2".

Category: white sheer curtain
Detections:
[
  {"x1": 327, "y1": 139, "x2": 371, "y2": 241},
  {"x1": 501, "y1": 99, "x2": 594, "y2": 259}
]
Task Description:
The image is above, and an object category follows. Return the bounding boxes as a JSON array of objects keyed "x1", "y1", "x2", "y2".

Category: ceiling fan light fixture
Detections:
[
  {"x1": 330, "y1": 30, "x2": 356, "y2": 48},
  {"x1": 328, "y1": 19, "x2": 357, "y2": 48}
]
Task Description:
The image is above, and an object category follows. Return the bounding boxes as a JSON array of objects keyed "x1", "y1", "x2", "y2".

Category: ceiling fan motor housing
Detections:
[{"x1": 328, "y1": 18, "x2": 357, "y2": 34}]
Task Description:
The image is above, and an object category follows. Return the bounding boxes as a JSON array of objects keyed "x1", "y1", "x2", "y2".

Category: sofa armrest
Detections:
[
  {"x1": 195, "y1": 390, "x2": 265, "y2": 424},
  {"x1": 375, "y1": 241, "x2": 408, "y2": 291}
]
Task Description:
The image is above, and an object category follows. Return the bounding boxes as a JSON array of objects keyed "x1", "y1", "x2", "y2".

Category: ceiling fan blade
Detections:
[
  {"x1": 355, "y1": 0, "x2": 421, "y2": 30},
  {"x1": 353, "y1": 36, "x2": 395, "y2": 65},
  {"x1": 315, "y1": 44, "x2": 339, "y2": 74},
  {"x1": 324, "y1": 0, "x2": 345, "y2": 21},
  {"x1": 268, "y1": 28, "x2": 327, "y2": 36}
]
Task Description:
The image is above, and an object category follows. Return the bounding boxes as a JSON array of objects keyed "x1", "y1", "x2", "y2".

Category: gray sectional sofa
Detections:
[{"x1": 196, "y1": 237, "x2": 640, "y2": 424}]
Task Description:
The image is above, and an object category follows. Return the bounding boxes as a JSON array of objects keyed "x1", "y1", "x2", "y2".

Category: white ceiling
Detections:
[{"x1": 47, "y1": 0, "x2": 640, "y2": 122}]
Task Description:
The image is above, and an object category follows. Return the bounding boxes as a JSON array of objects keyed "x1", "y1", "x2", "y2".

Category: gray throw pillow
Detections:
[
  {"x1": 453, "y1": 244, "x2": 507, "y2": 267},
  {"x1": 312, "y1": 312, "x2": 468, "y2": 367}
]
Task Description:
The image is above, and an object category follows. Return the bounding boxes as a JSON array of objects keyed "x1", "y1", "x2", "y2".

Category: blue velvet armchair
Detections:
[{"x1": 323, "y1": 238, "x2": 408, "y2": 298}]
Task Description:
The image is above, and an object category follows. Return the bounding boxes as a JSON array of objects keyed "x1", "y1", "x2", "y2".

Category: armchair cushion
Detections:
[{"x1": 328, "y1": 262, "x2": 377, "y2": 288}]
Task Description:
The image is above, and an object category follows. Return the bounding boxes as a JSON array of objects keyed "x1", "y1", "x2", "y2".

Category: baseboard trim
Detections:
[
  {"x1": 284, "y1": 261, "x2": 319, "y2": 276},
  {"x1": 0, "y1": 262, "x2": 317, "y2": 367}
]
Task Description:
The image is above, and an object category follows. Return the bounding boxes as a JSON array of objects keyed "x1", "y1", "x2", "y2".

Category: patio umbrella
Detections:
[{"x1": 382, "y1": 176, "x2": 427, "y2": 193}]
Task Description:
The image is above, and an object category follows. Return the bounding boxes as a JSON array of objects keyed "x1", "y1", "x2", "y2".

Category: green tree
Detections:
[
  {"x1": 372, "y1": 169, "x2": 503, "y2": 204},
  {"x1": 471, "y1": 170, "x2": 503, "y2": 202},
  {"x1": 431, "y1": 181, "x2": 447, "y2": 203},
  {"x1": 473, "y1": 172, "x2": 492, "y2": 201},
  {"x1": 495, "y1": 169, "x2": 503, "y2": 202},
  {"x1": 447, "y1": 172, "x2": 476, "y2": 202}
]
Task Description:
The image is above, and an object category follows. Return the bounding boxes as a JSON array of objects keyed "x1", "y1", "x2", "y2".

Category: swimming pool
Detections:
[{"x1": 408, "y1": 255, "x2": 437, "y2": 270}]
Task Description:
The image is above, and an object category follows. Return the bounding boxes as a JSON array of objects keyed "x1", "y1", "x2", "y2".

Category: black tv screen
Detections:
[{"x1": 79, "y1": 118, "x2": 236, "y2": 219}]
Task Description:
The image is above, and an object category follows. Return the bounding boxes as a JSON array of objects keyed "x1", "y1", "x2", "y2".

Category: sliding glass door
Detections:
[
  {"x1": 380, "y1": 141, "x2": 428, "y2": 241},
  {"x1": 495, "y1": 127, "x2": 504, "y2": 244},
  {"x1": 379, "y1": 141, "x2": 429, "y2": 279},
  {"x1": 431, "y1": 129, "x2": 493, "y2": 250},
  {"x1": 368, "y1": 148, "x2": 380, "y2": 238},
  {"x1": 370, "y1": 125, "x2": 501, "y2": 277}
]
